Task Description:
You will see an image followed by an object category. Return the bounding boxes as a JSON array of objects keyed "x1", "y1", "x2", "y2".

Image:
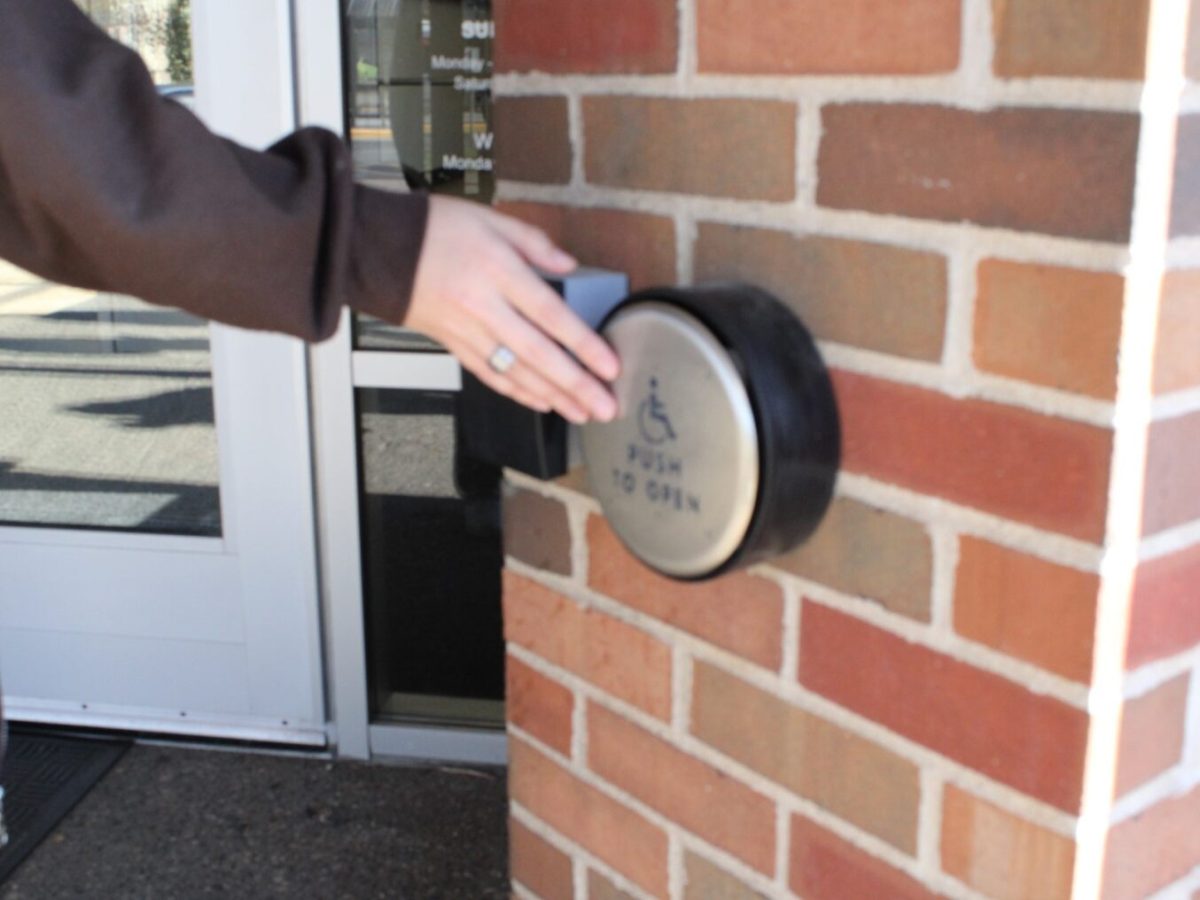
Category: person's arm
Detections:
[
  {"x1": 0, "y1": 0, "x2": 619, "y2": 421},
  {"x1": 0, "y1": 0, "x2": 426, "y2": 340}
]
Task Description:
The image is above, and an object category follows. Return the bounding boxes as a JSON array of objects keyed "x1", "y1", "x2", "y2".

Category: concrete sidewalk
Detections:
[{"x1": 0, "y1": 742, "x2": 509, "y2": 899}]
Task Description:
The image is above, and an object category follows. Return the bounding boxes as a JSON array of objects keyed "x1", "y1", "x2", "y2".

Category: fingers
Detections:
[
  {"x1": 452, "y1": 325, "x2": 594, "y2": 424},
  {"x1": 486, "y1": 210, "x2": 577, "y2": 274}
]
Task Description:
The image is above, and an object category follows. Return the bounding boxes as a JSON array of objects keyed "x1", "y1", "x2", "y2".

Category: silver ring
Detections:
[{"x1": 487, "y1": 344, "x2": 517, "y2": 375}]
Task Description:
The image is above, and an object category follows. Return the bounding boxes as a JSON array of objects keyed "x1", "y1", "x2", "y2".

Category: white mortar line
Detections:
[
  {"x1": 671, "y1": 646, "x2": 693, "y2": 736},
  {"x1": 675, "y1": 211, "x2": 696, "y2": 286},
  {"x1": 835, "y1": 473, "x2": 1105, "y2": 572},
  {"x1": 916, "y1": 769, "x2": 947, "y2": 879},
  {"x1": 667, "y1": 829, "x2": 686, "y2": 900},
  {"x1": 494, "y1": 72, "x2": 1144, "y2": 113},
  {"x1": 942, "y1": 238, "x2": 980, "y2": 382},
  {"x1": 774, "y1": 802, "x2": 791, "y2": 887},
  {"x1": 1109, "y1": 761, "x2": 1200, "y2": 825},
  {"x1": 496, "y1": 179, "x2": 1133, "y2": 272},
  {"x1": 1140, "y1": 517, "x2": 1200, "y2": 560},
  {"x1": 510, "y1": 801, "x2": 658, "y2": 900},
  {"x1": 1124, "y1": 644, "x2": 1200, "y2": 698},
  {"x1": 1152, "y1": 385, "x2": 1200, "y2": 420},
  {"x1": 1166, "y1": 235, "x2": 1200, "y2": 265},
  {"x1": 567, "y1": 90, "x2": 586, "y2": 189},
  {"x1": 574, "y1": 856, "x2": 588, "y2": 900},
  {"x1": 571, "y1": 688, "x2": 588, "y2": 766},
  {"x1": 511, "y1": 880, "x2": 539, "y2": 900},
  {"x1": 677, "y1": 0, "x2": 696, "y2": 84},
  {"x1": 958, "y1": 0, "x2": 994, "y2": 101},
  {"x1": 1073, "y1": 0, "x2": 1189, "y2": 893},
  {"x1": 780, "y1": 581, "x2": 802, "y2": 685},
  {"x1": 1147, "y1": 864, "x2": 1200, "y2": 900},
  {"x1": 928, "y1": 526, "x2": 960, "y2": 636},
  {"x1": 506, "y1": 640, "x2": 1080, "y2": 842},
  {"x1": 796, "y1": 97, "x2": 822, "y2": 211}
]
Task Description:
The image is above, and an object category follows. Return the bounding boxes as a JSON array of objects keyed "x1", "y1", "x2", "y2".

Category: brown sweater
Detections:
[{"x1": 0, "y1": 0, "x2": 428, "y2": 341}]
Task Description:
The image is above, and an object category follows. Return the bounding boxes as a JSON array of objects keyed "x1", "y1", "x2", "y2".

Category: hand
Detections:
[{"x1": 403, "y1": 196, "x2": 620, "y2": 423}]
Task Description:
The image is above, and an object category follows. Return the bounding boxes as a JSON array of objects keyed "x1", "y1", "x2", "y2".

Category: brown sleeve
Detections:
[{"x1": 0, "y1": 0, "x2": 427, "y2": 342}]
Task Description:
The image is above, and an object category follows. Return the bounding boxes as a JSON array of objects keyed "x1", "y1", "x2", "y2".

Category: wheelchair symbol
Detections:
[{"x1": 637, "y1": 377, "x2": 677, "y2": 445}]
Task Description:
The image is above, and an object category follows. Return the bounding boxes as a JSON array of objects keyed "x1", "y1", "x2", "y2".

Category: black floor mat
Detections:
[{"x1": 0, "y1": 729, "x2": 128, "y2": 883}]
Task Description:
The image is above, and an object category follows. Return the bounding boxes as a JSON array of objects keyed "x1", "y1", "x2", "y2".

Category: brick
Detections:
[
  {"x1": 509, "y1": 737, "x2": 669, "y2": 896},
  {"x1": 941, "y1": 785, "x2": 1076, "y2": 900},
  {"x1": 510, "y1": 818, "x2": 574, "y2": 900},
  {"x1": 697, "y1": 0, "x2": 959, "y2": 75},
  {"x1": 799, "y1": 601, "x2": 1090, "y2": 811},
  {"x1": 493, "y1": 97, "x2": 571, "y2": 185},
  {"x1": 992, "y1": 0, "x2": 1150, "y2": 79},
  {"x1": 1128, "y1": 543, "x2": 1200, "y2": 667},
  {"x1": 584, "y1": 97, "x2": 796, "y2": 201},
  {"x1": 694, "y1": 223, "x2": 947, "y2": 362},
  {"x1": 684, "y1": 852, "x2": 766, "y2": 899},
  {"x1": 774, "y1": 497, "x2": 933, "y2": 623},
  {"x1": 974, "y1": 260, "x2": 1124, "y2": 399},
  {"x1": 691, "y1": 661, "x2": 920, "y2": 852},
  {"x1": 953, "y1": 536, "x2": 1099, "y2": 682},
  {"x1": 588, "y1": 869, "x2": 637, "y2": 900},
  {"x1": 833, "y1": 370, "x2": 1113, "y2": 542},
  {"x1": 588, "y1": 704, "x2": 777, "y2": 874},
  {"x1": 789, "y1": 815, "x2": 937, "y2": 900},
  {"x1": 503, "y1": 488, "x2": 572, "y2": 576},
  {"x1": 503, "y1": 571, "x2": 672, "y2": 719},
  {"x1": 1172, "y1": 116, "x2": 1200, "y2": 236},
  {"x1": 588, "y1": 516, "x2": 785, "y2": 670},
  {"x1": 493, "y1": 202, "x2": 676, "y2": 291},
  {"x1": 1115, "y1": 674, "x2": 1190, "y2": 796},
  {"x1": 1102, "y1": 783, "x2": 1200, "y2": 899},
  {"x1": 506, "y1": 654, "x2": 574, "y2": 757},
  {"x1": 1143, "y1": 411, "x2": 1200, "y2": 535},
  {"x1": 1155, "y1": 271, "x2": 1200, "y2": 394},
  {"x1": 818, "y1": 104, "x2": 1140, "y2": 243},
  {"x1": 494, "y1": 0, "x2": 677, "y2": 74}
]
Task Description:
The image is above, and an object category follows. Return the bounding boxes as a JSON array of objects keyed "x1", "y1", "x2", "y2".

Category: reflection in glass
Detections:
[
  {"x1": 357, "y1": 389, "x2": 504, "y2": 727},
  {"x1": 345, "y1": 0, "x2": 493, "y2": 349},
  {"x1": 0, "y1": 264, "x2": 221, "y2": 535}
]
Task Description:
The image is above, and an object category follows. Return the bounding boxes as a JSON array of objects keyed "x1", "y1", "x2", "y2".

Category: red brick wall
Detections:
[{"x1": 494, "y1": 1, "x2": 1199, "y2": 897}]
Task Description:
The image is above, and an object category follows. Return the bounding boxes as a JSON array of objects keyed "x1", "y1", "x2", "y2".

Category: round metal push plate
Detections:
[{"x1": 581, "y1": 303, "x2": 760, "y2": 578}]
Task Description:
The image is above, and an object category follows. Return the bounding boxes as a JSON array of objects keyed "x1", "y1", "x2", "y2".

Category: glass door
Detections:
[
  {"x1": 0, "y1": 0, "x2": 326, "y2": 745},
  {"x1": 303, "y1": 0, "x2": 506, "y2": 763}
]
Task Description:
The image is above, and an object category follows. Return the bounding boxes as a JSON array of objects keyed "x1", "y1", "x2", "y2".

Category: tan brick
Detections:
[
  {"x1": 584, "y1": 97, "x2": 796, "y2": 201},
  {"x1": 694, "y1": 223, "x2": 947, "y2": 362},
  {"x1": 509, "y1": 737, "x2": 669, "y2": 896},
  {"x1": 834, "y1": 370, "x2": 1113, "y2": 542},
  {"x1": 1143, "y1": 411, "x2": 1200, "y2": 535},
  {"x1": 506, "y1": 654, "x2": 574, "y2": 757},
  {"x1": 974, "y1": 260, "x2": 1123, "y2": 399},
  {"x1": 503, "y1": 488, "x2": 572, "y2": 576},
  {"x1": 494, "y1": 97, "x2": 571, "y2": 185},
  {"x1": 684, "y1": 853, "x2": 766, "y2": 899},
  {"x1": 697, "y1": 0, "x2": 959, "y2": 75},
  {"x1": 588, "y1": 704, "x2": 777, "y2": 874},
  {"x1": 992, "y1": 0, "x2": 1150, "y2": 79},
  {"x1": 1115, "y1": 675, "x2": 1190, "y2": 796},
  {"x1": 800, "y1": 601, "x2": 1089, "y2": 812},
  {"x1": 587, "y1": 516, "x2": 785, "y2": 670},
  {"x1": 510, "y1": 818, "x2": 574, "y2": 900},
  {"x1": 1103, "y1": 783, "x2": 1200, "y2": 899},
  {"x1": 953, "y1": 536, "x2": 1099, "y2": 683},
  {"x1": 819, "y1": 104, "x2": 1140, "y2": 243},
  {"x1": 789, "y1": 815, "x2": 937, "y2": 899},
  {"x1": 774, "y1": 497, "x2": 933, "y2": 622},
  {"x1": 503, "y1": 571, "x2": 672, "y2": 719},
  {"x1": 588, "y1": 869, "x2": 637, "y2": 900},
  {"x1": 1155, "y1": 271, "x2": 1200, "y2": 394},
  {"x1": 941, "y1": 785, "x2": 1076, "y2": 900},
  {"x1": 495, "y1": 0, "x2": 677, "y2": 74},
  {"x1": 691, "y1": 661, "x2": 920, "y2": 853},
  {"x1": 493, "y1": 202, "x2": 676, "y2": 292}
]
